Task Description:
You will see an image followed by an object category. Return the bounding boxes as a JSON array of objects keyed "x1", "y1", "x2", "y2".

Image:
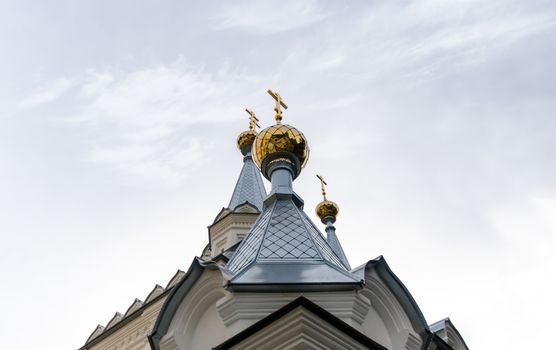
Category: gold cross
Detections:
[
  {"x1": 267, "y1": 89, "x2": 288, "y2": 124},
  {"x1": 245, "y1": 108, "x2": 260, "y2": 131},
  {"x1": 316, "y1": 174, "x2": 328, "y2": 201}
]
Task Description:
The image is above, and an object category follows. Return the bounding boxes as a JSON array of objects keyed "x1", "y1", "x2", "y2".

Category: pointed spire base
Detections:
[{"x1": 325, "y1": 221, "x2": 351, "y2": 270}]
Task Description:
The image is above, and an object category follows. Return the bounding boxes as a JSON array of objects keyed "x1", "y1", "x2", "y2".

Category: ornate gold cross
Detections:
[
  {"x1": 245, "y1": 108, "x2": 260, "y2": 131},
  {"x1": 316, "y1": 174, "x2": 328, "y2": 201},
  {"x1": 267, "y1": 89, "x2": 288, "y2": 124}
]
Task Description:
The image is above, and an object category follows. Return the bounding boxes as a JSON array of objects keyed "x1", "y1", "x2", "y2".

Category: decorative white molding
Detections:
[
  {"x1": 165, "y1": 270, "x2": 185, "y2": 289},
  {"x1": 226, "y1": 306, "x2": 374, "y2": 350},
  {"x1": 160, "y1": 270, "x2": 228, "y2": 350},
  {"x1": 86, "y1": 324, "x2": 105, "y2": 342},
  {"x1": 209, "y1": 211, "x2": 259, "y2": 258},
  {"x1": 216, "y1": 291, "x2": 371, "y2": 327},
  {"x1": 159, "y1": 333, "x2": 180, "y2": 350},
  {"x1": 106, "y1": 312, "x2": 124, "y2": 330},
  {"x1": 145, "y1": 285, "x2": 165, "y2": 303},
  {"x1": 125, "y1": 299, "x2": 144, "y2": 317},
  {"x1": 405, "y1": 332, "x2": 422, "y2": 350}
]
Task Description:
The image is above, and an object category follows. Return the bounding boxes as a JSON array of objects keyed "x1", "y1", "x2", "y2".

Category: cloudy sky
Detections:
[{"x1": 1, "y1": 0, "x2": 555, "y2": 348}]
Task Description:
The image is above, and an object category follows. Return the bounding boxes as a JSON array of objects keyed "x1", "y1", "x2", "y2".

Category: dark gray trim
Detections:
[
  {"x1": 212, "y1": 296, "x2": 387, "y2": 350},
  {"x1": 148, "y1": 258, "x2": 205, "y2": 350},
  {"x1": 364, "y1": 257, "x2": 429, "y2": 340},
  {"x1": 444, "y1": 318, "x2": 469, "y2": 350}
]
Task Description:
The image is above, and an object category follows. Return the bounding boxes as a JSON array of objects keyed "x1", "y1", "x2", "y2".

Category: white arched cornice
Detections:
[
  {"x1": 356, "y1": 257, "x2": 429, "y2": 350},
  {"x1": 361, "y1": 276, "x2": 410, "y2": 331},
  {"x1": 149, "y1": 259, "x2": 205, "y2": 350},
  {"x1": 172, "y1": 269, "x2": 227, "y2": 340},
  {"x1": 151, "y1": 260, "x2": 231, "y2": 350}
]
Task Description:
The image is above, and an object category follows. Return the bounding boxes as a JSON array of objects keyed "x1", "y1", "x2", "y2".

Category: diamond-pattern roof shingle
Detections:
[
  {"x1": 228, "y1": 155, "x2": 267, "y2": 211},
  {"x1": 259, "y1": 200, "x2": 320, "y2": 260},
  {"x1": 226, "y1": 196, "x2": 359, "y2": 288},
  {"x1": 227, "y1": 205, "x2": 274, "y2": 273}
]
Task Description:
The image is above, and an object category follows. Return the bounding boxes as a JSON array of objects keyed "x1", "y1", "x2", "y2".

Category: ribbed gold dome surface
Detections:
[
  {"x1": 237, "y1": 130, "x2": 257, "y2": 155},
  {"x1": 252, "y1": 124, "x2": 309, "y2": 170},
  {"x1": 316, "y1": 200, "x2": 339, "y2": 223}
]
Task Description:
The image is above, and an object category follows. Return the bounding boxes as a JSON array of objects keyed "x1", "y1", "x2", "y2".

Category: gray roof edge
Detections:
[
  {"x1": 148, "y1": 258, "x2": 205, "y2": 350},
  {"x1": 429, "y1": 318, "x2": 469, "y2": 350},
  {"x1": 363, "y1": 256, "x2": 429, "y2": 338},
  {"x1": 228, "y1": 261, "x2": 362, "y2": 287},
  {"x1": 321, "y1": 259, "x2": 362, "y2": 283},
  {"x1": 226, "y1": 281, "x2": 362, "y2": 293}
]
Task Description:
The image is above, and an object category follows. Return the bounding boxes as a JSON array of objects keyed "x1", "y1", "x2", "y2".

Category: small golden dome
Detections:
[
  {"x1": 252, "y1": 124, "x2": 309, "y2": 177},
  {"x1": 316, "y1": 200, "x2": 339, "y2": 224},
  {"x1": 237, "y1": 130, "x2": 257, "y2": 155}
]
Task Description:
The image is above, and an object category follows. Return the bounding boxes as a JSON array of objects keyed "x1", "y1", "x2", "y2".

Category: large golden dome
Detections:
[
  {"x1": 252, "y1": 124, "x2": 309, "y2": 178},
  {"x1": 237, "y1": 129, "x2": 257, "y2": 155},
  {"x1": 316, "y1": 200, "x2": 339, "y2": 224}
]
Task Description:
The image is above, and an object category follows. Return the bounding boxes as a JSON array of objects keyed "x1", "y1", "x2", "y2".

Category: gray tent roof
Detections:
[
  {"x1": 228, "y1": 154, "x2": 267, "y2": 211},
  {"x1": 225, "y1": 195, "x2": 361, "y2": 290}
]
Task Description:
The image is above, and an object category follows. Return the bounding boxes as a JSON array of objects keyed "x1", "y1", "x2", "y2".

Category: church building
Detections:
[{"x1": 80, "y1": 90, "x2": 469, "y2": 350}]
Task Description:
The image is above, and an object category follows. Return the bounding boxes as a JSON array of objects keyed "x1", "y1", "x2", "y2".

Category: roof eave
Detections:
[
  {"x1": 226, "y1": 281, "x2": 363, "y2": 293},
  {"x1": 148, "y1": 258, "x2": 205, "y2": 350},
  {"x1": 363, "y1": 256, "x2": 430, "y2": 338}
]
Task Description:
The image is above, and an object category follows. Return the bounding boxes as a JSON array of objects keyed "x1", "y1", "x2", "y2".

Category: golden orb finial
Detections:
[
  {"x1": 237, "y1": 108, "x2": 260, "y2": 156},
  {"x1": 315, "y1": 174, "x2": 339, "y2": 224},
  {"x1": 251, "y1": 89, "x2": 309, "y2": 180}
]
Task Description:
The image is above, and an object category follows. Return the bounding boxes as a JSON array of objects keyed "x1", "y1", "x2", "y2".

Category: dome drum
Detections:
[{"x1": 260, "y1": 151, "x2": 302, "y2": 181}]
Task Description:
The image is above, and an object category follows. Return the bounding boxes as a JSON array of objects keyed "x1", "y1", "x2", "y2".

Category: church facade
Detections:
[{"x1": 80, "y1": 91, "x2": 468, "y2": 350}]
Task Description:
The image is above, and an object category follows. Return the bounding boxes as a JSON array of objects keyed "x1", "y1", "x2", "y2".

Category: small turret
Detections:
[
  {"x1": 315, "y1": 174, "x2": 350, "y2": 269},
  {"x1": 209, "y1": 109, "x2": 267, "y2": 259}
]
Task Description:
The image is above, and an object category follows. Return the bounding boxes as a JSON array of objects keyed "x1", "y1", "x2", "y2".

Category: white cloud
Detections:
[
  {"x1": 20, "y1": 77, "x2": 74, "y2": 107},
  {"x1": 211, "y1": 0, "x2": 328, "y2": 34},
  {"x1": 22, "y1": 59, "x2": 266, "y2": 185},
  {"x1": 275, "y1": 0, "x2": 556, "y2": 85}
]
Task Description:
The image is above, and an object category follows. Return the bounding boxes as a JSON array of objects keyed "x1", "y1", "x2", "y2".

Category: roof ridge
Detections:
[
  {"x1": 293, "y1": 201, "x2": 333, "y2": 263},
  {"x1": 298, "y1": 208, "x2": 349, "y2": 270},
  {"x1": 226, "y1": 201, "x2": 276, "y2": 275},
  {"x1": 253, "y1": 198, "x2": 278, "y2": 261}
]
